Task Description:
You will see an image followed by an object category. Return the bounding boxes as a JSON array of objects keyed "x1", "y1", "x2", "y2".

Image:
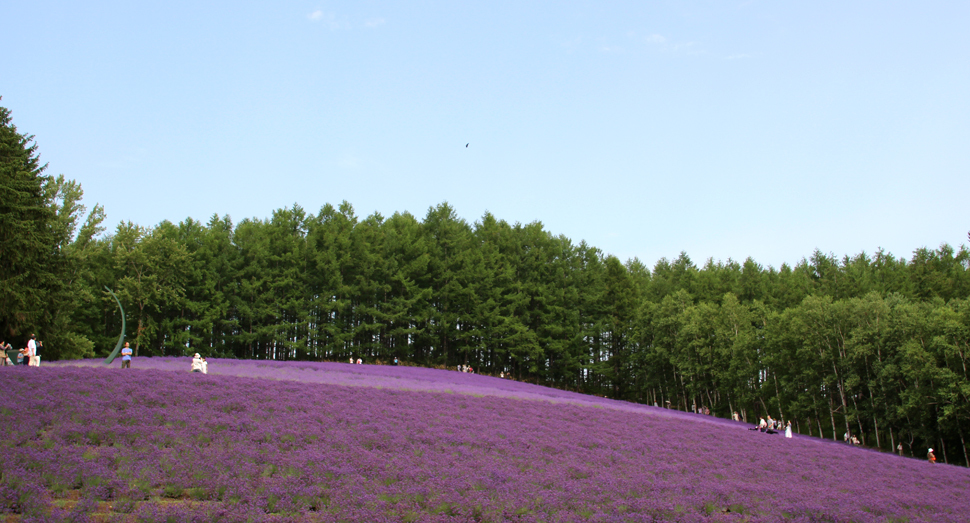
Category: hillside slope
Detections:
[{"x1": 1, "y1": 361, "x2": 967, "y2": 522}]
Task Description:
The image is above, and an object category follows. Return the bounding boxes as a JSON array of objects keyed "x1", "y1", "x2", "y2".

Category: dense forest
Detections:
[{"x1": 4, "y1": 102, "x2": 970, "y2": 465}]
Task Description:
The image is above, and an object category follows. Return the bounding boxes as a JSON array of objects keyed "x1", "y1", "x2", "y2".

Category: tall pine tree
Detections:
[{"x1": 0, "y1": 101, "x2": 65, "y2": 349}]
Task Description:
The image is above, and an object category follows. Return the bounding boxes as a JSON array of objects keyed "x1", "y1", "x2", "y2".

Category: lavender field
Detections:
[{"x1": 2, "y1": 360, "x2": 968, "y2": 522}]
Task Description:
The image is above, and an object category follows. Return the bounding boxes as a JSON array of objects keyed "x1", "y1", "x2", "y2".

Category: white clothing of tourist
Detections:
[
  {"x1": 785, "y1": 424, "x2": 793, "y2": 438},
  {"x1": 190, "y1": 354, "x2": 204, "y2": 373},
  {"x1": 201, "y1": 359, "x2": 208, "y2": 374},
  {"x1": 356, "y1": 358, "x2": 362, "y2": 365}
]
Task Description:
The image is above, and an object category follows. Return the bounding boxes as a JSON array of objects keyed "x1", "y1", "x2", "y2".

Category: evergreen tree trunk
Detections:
[
  {"x1": 772, "y1": 372, "x2": 785, "y2": 422},
  {"x1": 872, "y1": 416, "x2": 881, "y2": 449},
  {"x1": 851, "y1": 395, "x2": 866, "y2": 445},
  {"x1": 835, "y1": 369, "x2": 852, "y2": 440},
  {"x1": 959, "y1": 427, "x2": 969, "y2": 468},
  {"x1": 868, "y1": 386, "x2": 881, "y2": 448},
  {"x1": 829, "y1": 396, "x2": 838, "y2": 441}
]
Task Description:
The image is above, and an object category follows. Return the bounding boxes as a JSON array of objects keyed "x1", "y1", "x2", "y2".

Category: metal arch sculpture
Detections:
[{"x1": 102, "y1": 286, "x2": 127, "y2": 365}]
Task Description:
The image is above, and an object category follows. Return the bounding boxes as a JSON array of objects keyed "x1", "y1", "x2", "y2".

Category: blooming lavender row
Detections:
[{"x1": 2, "y1": 365, "x2": 967, "y2": 522}]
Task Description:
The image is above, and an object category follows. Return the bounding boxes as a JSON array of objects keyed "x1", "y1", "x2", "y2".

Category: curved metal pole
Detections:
[{"x1": 102, "y1": 286, "x2": 126, "y2": 365}]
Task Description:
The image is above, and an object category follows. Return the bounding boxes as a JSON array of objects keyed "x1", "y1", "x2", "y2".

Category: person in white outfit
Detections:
[
  {"x1": 201, "y1": 357, "x2": 208, "y2": 375},
  {"x1": 785, "y1": 421, "x2": 793, "y2": 438},
  {"x1": 26, "y1": 335, "x2": 37, "y2": 366},
  {"x1": 190, "y1": 353, "x2": 204, "y2": 373}
]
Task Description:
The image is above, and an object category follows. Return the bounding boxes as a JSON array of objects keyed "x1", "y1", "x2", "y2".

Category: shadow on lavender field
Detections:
[{"x1": 1, "y1": 359, "x2": 967, "y2": 522}]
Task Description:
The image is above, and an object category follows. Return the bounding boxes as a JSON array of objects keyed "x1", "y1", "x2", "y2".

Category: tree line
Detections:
[{"x1": 4, "y1": 101, "x2": 970, "y2": 465}]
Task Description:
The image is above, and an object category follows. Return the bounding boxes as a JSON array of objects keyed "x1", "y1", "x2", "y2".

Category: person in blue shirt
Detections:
[{"x1": 121, "y1": 342, "x2": 133, "y2": 368}]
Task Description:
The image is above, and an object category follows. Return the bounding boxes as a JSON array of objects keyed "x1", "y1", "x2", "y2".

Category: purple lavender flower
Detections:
[{"x1": 0, "y1": 360, "x2": 965, "y2": 522}]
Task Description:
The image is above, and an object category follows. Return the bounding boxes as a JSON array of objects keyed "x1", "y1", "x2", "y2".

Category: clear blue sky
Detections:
[{"x1": 2, "y1": 1, "x2": 968, "y2": 269}]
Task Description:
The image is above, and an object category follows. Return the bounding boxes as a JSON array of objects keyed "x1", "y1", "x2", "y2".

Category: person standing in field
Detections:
[
  {"x1": 927, "y1": 448, "x2": 936, "y2": 463},
  {"x1": 190, "y1": 353, "x2": 204, "y2": 373},
  {"x1": 120, "y1": 342, "x2": 132, "y2": 368},
  {"x1": 201, "y1": 357, "x2": 208, "y2": 374},
  {"x1": 785, "y1": 421, "x2": 793, "y2": 438},
  {"x1": 25, "y1": 334, "x2": 37, "y2": 366}
]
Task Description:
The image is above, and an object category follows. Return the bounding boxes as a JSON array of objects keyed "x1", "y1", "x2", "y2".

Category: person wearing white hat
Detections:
[
  {"x1": 190, "y1": 353, "x2": 204, "y2": 373},
  {"x1": 927, "y1": 448, "x2": 936, "y2": 463}
]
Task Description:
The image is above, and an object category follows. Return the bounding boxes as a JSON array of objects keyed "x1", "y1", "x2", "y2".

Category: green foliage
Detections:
[
  {"x1": 0, "y1": 102, "x2": 56, "y2": 340},
  {"x1": 0, "y1": 101, "x2": 98, "y2": 358}
]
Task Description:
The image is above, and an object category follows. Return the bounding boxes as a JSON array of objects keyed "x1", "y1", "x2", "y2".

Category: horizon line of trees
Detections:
[{"x1": 4, "y1": 100, "x2": 970, "y2": 466}]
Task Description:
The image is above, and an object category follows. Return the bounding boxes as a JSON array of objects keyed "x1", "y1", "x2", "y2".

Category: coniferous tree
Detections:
[{"x1": 0, "y1": 102, "x2": 95, "y2": 356}]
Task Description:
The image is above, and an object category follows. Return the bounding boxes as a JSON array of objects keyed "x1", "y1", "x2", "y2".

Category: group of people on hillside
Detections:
[
  {"x1": 1, "y1": 335, "x2": 42, "y2": 367},
  {"x1": 458, "y1": 364, "x2": 474, "y2": 373},
  {"x1": 116, "y1": 342, "x2": 208, "y2": 374},
  {"x1": 897, "y1": 443, "x2": 937, "y2": 463},
  {"x1": 748, "y1": 415, "x2": 793, "y2": 438},
  {"x1": 347, "y1": 357, "x2": 403, "y2": 365},
  {"x1": 843, "y1": 432, "x2": 862, "y2": 446}
]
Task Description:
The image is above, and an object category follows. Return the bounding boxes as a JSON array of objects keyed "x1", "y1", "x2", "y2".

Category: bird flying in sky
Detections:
[{"x1": 465, "y1": 143, "x2": 469, "y2": 148}]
